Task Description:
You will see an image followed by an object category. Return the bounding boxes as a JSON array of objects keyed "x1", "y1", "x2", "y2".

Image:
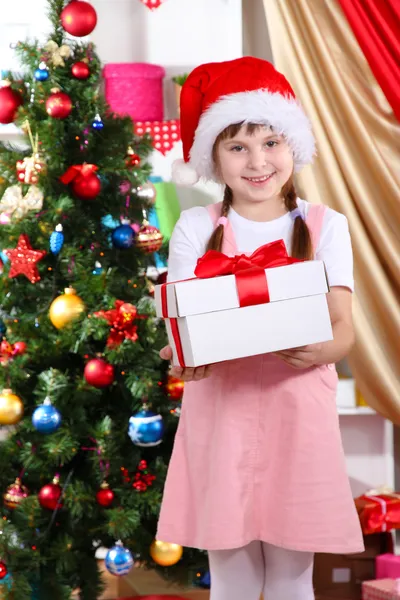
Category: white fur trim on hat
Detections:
[
  {"x1": 171, "y1": 158, "x2": 200, "y2": 185},
  {"x1": 188, "y1": 90, "x2": 316, "y2": 182}
]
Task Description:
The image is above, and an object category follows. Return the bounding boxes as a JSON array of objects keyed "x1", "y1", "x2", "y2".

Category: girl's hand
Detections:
[
  {"x1": 274, "y1": 343, "x2": 323, "y2": 369},
  {"x1": 159, "y1": 345, "x2": 214, "y2": 382}
]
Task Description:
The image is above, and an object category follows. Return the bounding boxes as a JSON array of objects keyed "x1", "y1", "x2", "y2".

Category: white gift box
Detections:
[{"x1": 155, "y1": 260, "x2": 333, "y2": 367}]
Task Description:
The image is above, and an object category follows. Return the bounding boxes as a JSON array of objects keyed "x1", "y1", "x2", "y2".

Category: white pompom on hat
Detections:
[{"x1": 172, "y1": 56, "x2": 315, "y2": 185}]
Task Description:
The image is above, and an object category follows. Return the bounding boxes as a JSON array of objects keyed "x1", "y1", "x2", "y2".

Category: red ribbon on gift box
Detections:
[
  {"x1": 194, "y1": 239, "x2": 300, "y2": 308},
  {"x1": 60, "y1": 163, "x2": 98, "y2": 184},
  {"x1": 161, "y1": 240, "x2": 300, "y2": 367}
]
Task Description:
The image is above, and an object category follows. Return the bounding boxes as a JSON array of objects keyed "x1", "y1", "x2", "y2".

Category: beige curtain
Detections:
[{"x1": 262, "y1": 0, "x2": 400, "y2": 422}]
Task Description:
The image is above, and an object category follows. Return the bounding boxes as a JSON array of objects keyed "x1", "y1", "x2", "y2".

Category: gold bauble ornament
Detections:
[
  {"x1": 3, "y1": 477, "x2": 29, "y2": 509},
  {"x1": 150, "y1": 540, "x2": 183, "y2": 566},
  {"x1": 0, "y1": 388, "x2": 24, "y2": 425},
  {"x1": 49, "y1": 287, "x2": 85, "y2": 329}
]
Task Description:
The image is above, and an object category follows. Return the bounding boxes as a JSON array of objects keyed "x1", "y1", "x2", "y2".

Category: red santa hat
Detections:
[{"x1": 172, "y1": 57, "x2": 315, "y2": 185}]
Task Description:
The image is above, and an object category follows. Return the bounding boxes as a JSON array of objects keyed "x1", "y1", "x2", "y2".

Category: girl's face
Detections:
[{"x1": 215, "y1": 125, "x2": 294, "y2": 204}]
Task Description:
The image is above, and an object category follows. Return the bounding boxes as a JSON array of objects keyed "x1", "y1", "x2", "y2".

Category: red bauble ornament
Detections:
[
  {"x1": 38, "y1": 476, "x2": 62, "y2": 510},
  {"x1": 0, "y1": 86, "x2": 22, "y2": 124},
  {"x1": 0, "y1": 340, "x2": 13, "y2": 358},
  {"x1": 46, "y1": 91, "x2": 72, "y2": 119},
  {"x1": 96, "y1": 482, "x2": 114, "y2": 507},
  {"x1": 71, "y1": 61, "x2": 90, "y2": 80},
  {"x1": 136, "y1": 224, "x2": 163, "y2": 254},
  {"x1": 12, "y1": 341, "x2": 27, "y2": 356},
  {"x1": 126, "y1": 153, "x2": 141, "y2": 168},
  {"x1": 3, "y1": 234, "x2": 46, "y2": 284},
  {"x1": 0, "y1": 561, "x2": 7, "y2": 579},
  {"x1": 84, "y1": 358, "x2": 115, "y2": 388},
  {"x1": 61, "y1": 1, "x2": 98, "y2": 37},
  {"x1": 165, "y1": 375, "x2": 184, "y2": 400},
  {"x1": 71, "y1": 172, "x2": 101, "y2": 200}
]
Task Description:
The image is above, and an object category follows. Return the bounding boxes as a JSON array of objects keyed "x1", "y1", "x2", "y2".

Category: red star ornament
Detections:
[{"x1": 4, "y1": 234, "x2": 46, "y2": 283}]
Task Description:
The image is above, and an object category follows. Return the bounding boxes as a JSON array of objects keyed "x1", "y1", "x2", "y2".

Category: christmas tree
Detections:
[{"x1": 0, "y1": 1, "x2": 206, "y2": 598}]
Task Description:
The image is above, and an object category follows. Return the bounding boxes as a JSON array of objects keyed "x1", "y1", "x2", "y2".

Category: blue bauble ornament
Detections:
[
  {"x1": 128, "y1": 408, "x2": 164, "y2": 447},
  {"x1": 34, "y1": 63, "x2": 49, "y2": 82},
  {"x1": 105, "y1": 542, "x2": 134, "y2": 576},
  {"x1": 32, "y1": 399, "x2": 62, "y2": 434},
  {"x1": 50, "y1": 224, "x2": 64, "y2": 255},
  {"x1": 92, "y1": 113, "x2": 104, "y2": 130},
  {"x1": 112, "y1": 224, "x2": 135, "y2": 249}
]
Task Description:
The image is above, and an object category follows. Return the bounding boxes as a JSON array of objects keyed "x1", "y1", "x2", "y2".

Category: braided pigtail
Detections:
[
  {"x1": 206, "y1": 186, "x2": 233, "y2": 252},
  {"x1": 282, "y1": 177, "x2": 313, "y2": 260}
]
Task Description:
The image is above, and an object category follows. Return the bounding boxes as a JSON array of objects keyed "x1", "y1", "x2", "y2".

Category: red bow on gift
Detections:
[
  {"x1": 194, "y1": 239, "x2": 300, "y2": 308},
  {"x1": 60, "y1": 163, "x2": 98, "y2": 184}
]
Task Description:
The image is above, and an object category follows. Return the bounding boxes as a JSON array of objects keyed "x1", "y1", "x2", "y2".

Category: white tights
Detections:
[{"x1": 208, "y1": 541, "x2": 315, "y2": 600}]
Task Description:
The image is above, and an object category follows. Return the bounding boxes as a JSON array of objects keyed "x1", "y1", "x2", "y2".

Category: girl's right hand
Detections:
[{"x1": 159, "y1": 345, "x2": 214, "y2": 382}]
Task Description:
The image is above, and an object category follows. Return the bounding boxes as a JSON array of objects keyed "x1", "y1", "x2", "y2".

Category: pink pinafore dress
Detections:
[{"x1": 157, "y1": 203, "x2": 364, "y2": 553}]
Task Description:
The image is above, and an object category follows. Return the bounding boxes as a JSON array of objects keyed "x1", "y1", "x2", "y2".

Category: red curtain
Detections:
[{"x1": 338, "y1": 0, "x2": 400, "y2": 122}]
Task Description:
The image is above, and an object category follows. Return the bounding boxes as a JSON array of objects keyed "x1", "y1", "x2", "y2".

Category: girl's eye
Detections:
[
  {"x1": 265, "y1": 140, "x2": 278, "y2": 148},
  {"x1": 230, "y1": 145, "x2": 244, "y2": 152}
]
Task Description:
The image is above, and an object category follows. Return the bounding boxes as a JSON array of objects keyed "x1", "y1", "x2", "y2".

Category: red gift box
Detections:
[
  {"x1": 355, "y1": 491, "x2": 400, "y2": 535},
  {"x1": 362, "y1": 579, "x2": 400, "y2": 599},
  {"x1": 377, "y1": 554, "x2": 400, "y2": 579}
]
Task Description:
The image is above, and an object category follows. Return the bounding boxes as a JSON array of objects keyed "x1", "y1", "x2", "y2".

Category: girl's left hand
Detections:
[{"x1": 274, "y1": 343, "x2": 323, "y2": 369}]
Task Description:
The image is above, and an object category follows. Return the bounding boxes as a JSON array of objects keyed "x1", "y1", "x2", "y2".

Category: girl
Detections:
[{"x1": 157, "y1": 57, "x2": 364, "y2": 600}]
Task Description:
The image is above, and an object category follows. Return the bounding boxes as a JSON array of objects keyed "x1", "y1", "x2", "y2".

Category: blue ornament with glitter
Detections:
[
  {"x1": 34, "y1": 62, "x2": 49, "y2": 82},
  {"x1": 105, "y1": 542, "x2": 134, "y2": 576},
  {"x1": 50, "y1": 224, "x2": 64, "y2": 255},
  {"x1": 32, "y1": 398, "x2": 62, "y2": 434},
  {"x1": 128, "y1": 408, "x2": 164, "y2": 447},
  {"x1": 112, "y1": 223, "x2": 135, "y2": 249},
  {"x1": 92, "y1": 113, "x2": 104, "y2": 130}
]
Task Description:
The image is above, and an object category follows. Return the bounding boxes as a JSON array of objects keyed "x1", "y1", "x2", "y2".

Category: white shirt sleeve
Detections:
[
  {"x1": 316, "y1": 209, "x2": 354, "y2": 291},
  {"x1": 167, "y1": 207, "x2": 214, "y2": 282}
]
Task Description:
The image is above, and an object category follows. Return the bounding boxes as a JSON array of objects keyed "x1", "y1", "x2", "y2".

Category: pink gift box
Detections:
[
  {"x1": 103, "y1": 62, "x2": 165, "y2": 122},
  {"x1": 377, "y1": 555, "x2": 400, "y2": 579},
  {"x1": 363, "y1": 579, "x2": 400, "y2": 599}
]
